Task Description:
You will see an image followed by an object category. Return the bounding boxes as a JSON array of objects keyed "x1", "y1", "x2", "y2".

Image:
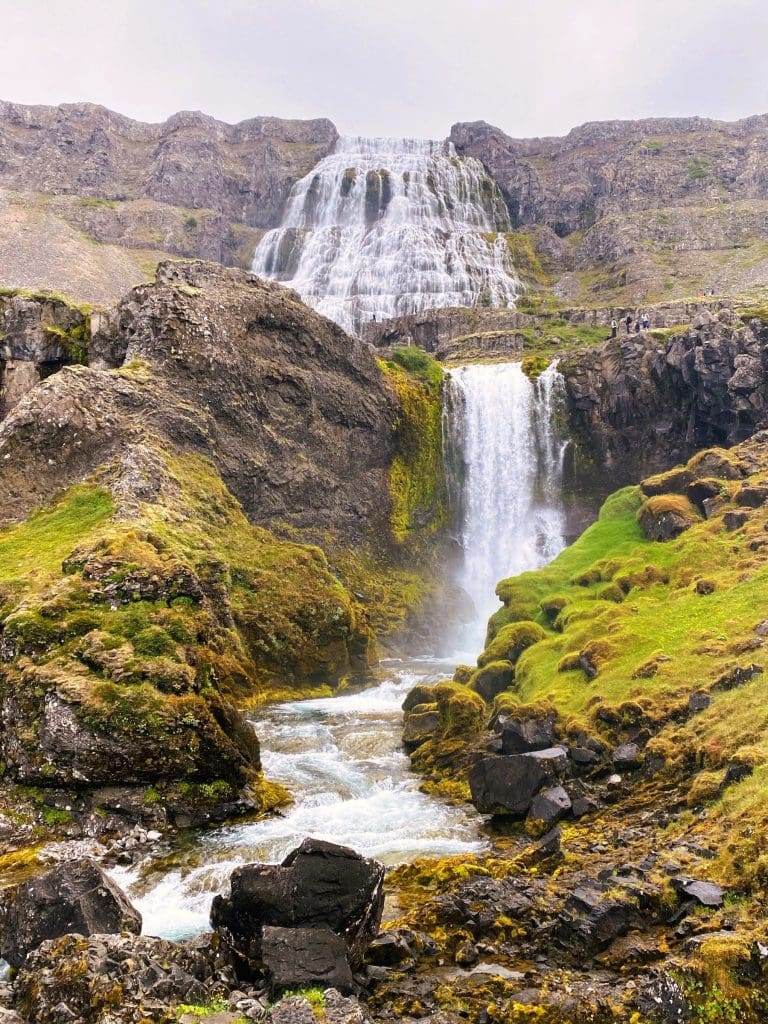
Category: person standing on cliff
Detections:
[
  {"x1": 610, "y1": 318, "x2": 618, "y2": 338},
  {"x1": 642, "y1": 312, "x2": 650, "y2": 330},
  {"x1": 625, "y1": 314, "x2": 632, "y2": 334}
]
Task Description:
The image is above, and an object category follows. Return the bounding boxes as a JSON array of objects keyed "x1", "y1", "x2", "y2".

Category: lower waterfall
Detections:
[
  {"x1": 446, "y1": 361, "x2": 568, "y2": 651},
  {"x1": 105, "y1": 360, "x2": 569, "y2": 939}
]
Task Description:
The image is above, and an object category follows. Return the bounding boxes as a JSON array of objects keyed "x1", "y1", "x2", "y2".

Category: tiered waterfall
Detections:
[{"x1": 252, "y1": 136, "x2": 519, "y2": 335}]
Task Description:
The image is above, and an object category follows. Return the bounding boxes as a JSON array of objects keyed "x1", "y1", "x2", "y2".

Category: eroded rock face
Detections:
[
  {"x1": 562, "y1": 310, "x2": 768, "y2": 481},
  {"x1": 0, "y1": 261, "x2": 398, "y2": 537},
  {"x1": 0, "y1": 101, "x2": 337, "y2": 264},
  {"x1": 0, "y1": 858, "x2": 141, "y2": 967},
  {"x1": 451, "y1": 115, "x2": 768, "y2": 237},
  {"x1": 211, "y1": 839, "x2": 385, "y2": 979}
]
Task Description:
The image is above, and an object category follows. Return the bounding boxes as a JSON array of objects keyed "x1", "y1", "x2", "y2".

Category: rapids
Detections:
[{"x1": 110, "y1": 660, "x2": 487, "y2": 939}]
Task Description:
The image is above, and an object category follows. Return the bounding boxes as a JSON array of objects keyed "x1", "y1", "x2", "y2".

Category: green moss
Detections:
[
  {"x1": 380, "y1": 356, "x2": 447, "y2": 543},
  {"x1": 132, "y1": 625, "x2": 178, "y2": 658},
  {"x1": 478, "y1": 620, "x2": 547, "y2": 668},
  {"x1": 520, "y1": 354, "x2": 550, "y2": 380}
]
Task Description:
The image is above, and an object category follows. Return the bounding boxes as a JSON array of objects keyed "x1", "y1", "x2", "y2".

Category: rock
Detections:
[
  {"x1": 366, "y1": 930, "x2": 414, "y2": 966},
  {"x1": 454, "y1": 941, "x2": 479, "y2": 966},
  {"x1": 612, "y1": 743, "x2": 642, "y2": 770},
  {"x1": 211, "y1": 839, "x2": 385, "y2": 974},
  {"x1": 688, "y1": 691, "x2": 712, "y2": 713},
  {"x1": 528, "y1": 785, "x2": 572, "y2": 826},
  {"x1": 672, "y1": 877, "x2": 725, "y2": 907},
  {"x1": 468, "y1": 748, "x2": 567, "y2": 816},
  {"x1": 261, "y1": 926, "x2": 353, "y2": 996},
  {"x1": 638, "y1": 496, "x2": 699, "y2": 542},
  {"x1": 735, "y1": 484, "x2": 768, "y2": 507},
  {"x1": 569, "y1": 746, "x2": 600, "y2": 767},
  {"x1": 14, "y1": 931, "x2": 230, "y2": 1024},
  {"x1": 402, "y1": 708, "x2": 440, "y2": 749},
  {"x1": 268, "y1": 991, "x2": 372, "y2": 1024},
  {"x1": 500, "y1": 715, "x2": 555, "y2": 754},
  {"x1": 0, "y1": 858, "x2": 141, "y2": 968},
  {"x1": 724, "y1": 510, "x2": 749, "y2": 531},
  {"x1": 571, "y1": 795, "x2": 600, "y2": 818}
]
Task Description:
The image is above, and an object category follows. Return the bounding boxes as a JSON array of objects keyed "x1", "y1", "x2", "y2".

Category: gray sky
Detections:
[{"x1": 2, "y1": 0, "x2": 767, "y2": 138}]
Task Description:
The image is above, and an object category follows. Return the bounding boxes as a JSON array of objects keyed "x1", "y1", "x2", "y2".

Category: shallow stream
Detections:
[{"x1": 110, "y1": 657, "x2": 487, "y2": 939}]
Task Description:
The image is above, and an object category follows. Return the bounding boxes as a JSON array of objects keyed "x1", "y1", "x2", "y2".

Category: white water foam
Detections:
[
  {"x1": 110, "y1": 662, "x2": 486, "y2": 939},
  {"x1": 446, "y1": 361, "x2": 569, "y2": 652},
  {"x1": 253, "y1": 136, "x2": 519, "y2": 334}
]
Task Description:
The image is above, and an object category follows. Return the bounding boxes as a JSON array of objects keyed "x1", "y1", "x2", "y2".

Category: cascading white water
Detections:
[
  {"x1": 446, "y1": 361, "x2": 569, "y2": 651},
  {"x1": 253, "y1": 136, "x2": 519, "y2": 335}
]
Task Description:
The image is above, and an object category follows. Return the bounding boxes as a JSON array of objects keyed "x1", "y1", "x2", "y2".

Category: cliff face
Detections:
[
  {"x1": 451, "y1": 115, "x2": 768, "y2": 235},
  {"x1": 562, "y1": 308, "x2": 768, "y2": 481},
  {"x1": 0, "y1": 102, "x2": 337, "y2": 303}
]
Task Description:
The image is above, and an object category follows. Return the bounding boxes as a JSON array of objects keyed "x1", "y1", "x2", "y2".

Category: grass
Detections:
[{"x1": 0, "y1": 486, "x2": 114, "y2": 583}]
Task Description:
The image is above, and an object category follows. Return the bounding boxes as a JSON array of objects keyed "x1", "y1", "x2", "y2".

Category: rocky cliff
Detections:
[
  {"x1": 0, "y1": 261, "x2": 449, "y2": 830},
  {"x1": 452, "y1": 115, "x2": 768, "y2": 305},
  {"x1": 0, "y1": 102, "x2": 337, "y2": 303}
]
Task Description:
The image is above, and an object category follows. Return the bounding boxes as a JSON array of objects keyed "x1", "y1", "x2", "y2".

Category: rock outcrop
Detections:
[
  {"x1": 211, "y1": 839, "x2": 385, "y2": 989},
  {"x1": 0, "y1": 859, "x2": 141, "y2": 968}
]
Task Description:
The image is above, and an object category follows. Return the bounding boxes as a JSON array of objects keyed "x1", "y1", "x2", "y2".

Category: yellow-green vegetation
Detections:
[
  {"x1": 514, "y1": 318, "x2": 608, "y2": 360},
  {"x1": 0, "y1": 450, "x2": 377, "y2": 809},
  {"x1": 176, "y1": 1000, "x2": 246, "y2": 1022},
  {"x1": 379, "y1": 347, "x2": 447, "y2": 544},
  {"x1": 472, "y1": 439, "x2": 768, "y2": 888}
]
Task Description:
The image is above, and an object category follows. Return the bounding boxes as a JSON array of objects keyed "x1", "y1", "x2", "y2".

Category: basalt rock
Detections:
[
  {"x1": 0, "y1": 858, "x2": 141, "y2": 968},
  {"x1": 210, "y1": 839, "x2": 385, "y2": 977},
  {"x1": 468, "y1": 748, "x2": 568, "y2": 816}
]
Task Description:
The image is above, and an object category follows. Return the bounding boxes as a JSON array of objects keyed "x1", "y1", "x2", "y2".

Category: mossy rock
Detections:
[
  {"x1": 640, "y1": 466, "x2": 694, "y2": 497},
  {"x1": 402, "y1": 683, "x2": 437, "y2": 713},
  {"x1": 452, "y1": 664, "x2": 474, "y2": 685},
  {"x1": 478, "y1": 620, "x2": 546, "y2": 667},
  {"x1": 469, "y1": 660, "x2": 514, "y2": 702},
  {"x1": 637, "y1": 493, "x2": 700, "y2": 541},
  {"x1": 596, "y1": 582, "x2": 624, "y2": 603},
  {"x1": 432, "y1": 682, "x2": 487, "y2": 738},
  {"x1": 687, "y1": 446, "x2": 748, "y2": 481},
  {"x1": 540, "y1": 594, "x2": 569, "y2": 620}
]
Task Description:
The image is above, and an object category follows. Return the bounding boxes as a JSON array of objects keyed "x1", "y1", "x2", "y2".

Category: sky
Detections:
[{"x1": 1, "y1": 0, "x2": 767, "y2": 139}]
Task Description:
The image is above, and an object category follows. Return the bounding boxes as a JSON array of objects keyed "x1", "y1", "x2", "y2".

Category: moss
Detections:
[
  {"x1": 478, "y1": 620, "x2": 546, "y2": 667},
  {"x1": 469, "y1": 660, "x2": 514, "y2": 701},
  {"x1": 433, "y1": 682, "x2": 487, "y2": 737},
  {"x1": 380, "y1": 356, "x2": 447, "y2": 543},
  {"x1": 520, "y1": 354, "x2": 550, "y2": 380},
  {"x1": 640, "y1": 466, "x2": 694, "y2": 497}
]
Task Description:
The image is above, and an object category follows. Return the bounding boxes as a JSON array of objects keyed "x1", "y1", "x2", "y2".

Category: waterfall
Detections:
[
  {"x1": 253, "y1": 136, "x2": 519, "y2": 335},
  {"x1": 446, "y1": 361, "x2": 568, "y2": 652}
]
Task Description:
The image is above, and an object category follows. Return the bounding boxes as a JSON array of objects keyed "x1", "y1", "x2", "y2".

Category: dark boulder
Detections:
[
  {"x1": 569, "y1": 746, "x2": 600, "y2": 767},
  {"x1": 612, "y1": 742, "x2": 643, "y2": 770},
  {"x1": 723, "y1": 510, "x2": 749, "y2": 531},
  {"x1": 261, "y1": 926, "x2": 353, "y2": 996},
  {"x1": 0, "y1": 858, "x2": 141, "y2": 968},
  {"x1": 735, "y1": 485, "x2": 768, "y2": 507},
  {"x1": 210, "y1": 839, "x2": 385, "y2": 975},
  {"x1": 671, "y1": 877, "x2": 725, "y2": 908},
  {"x1": 402, "y1": 707, "x2": 440, "y2": 749},
  {"x1": 468, "y1": 748, "x2": 567, "y2": 816},
  {"x1": 528, "y1": 785, "x2": 572, "y2": 827},
  {"x1": 500, "y1": 715, "x2": 555, "y2": 755}
]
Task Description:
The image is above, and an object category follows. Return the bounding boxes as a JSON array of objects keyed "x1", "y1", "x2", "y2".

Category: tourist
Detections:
[
  {"x1": 635, "y1": 319, "x2": 641, "y2": 334},
  {"x1": 611, "y1": 317, "x2": 618, "y2": 338},
  {"x1": 625, "y1": 314, "x2": 632, "y2": 334},
  {"x1": 642, "y1": 312, "x2": 650, "y2": 330}
]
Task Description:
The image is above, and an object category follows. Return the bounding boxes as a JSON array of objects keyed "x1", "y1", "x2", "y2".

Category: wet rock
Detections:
[
  {"x1": 366, "y1": 930, "x2": 413, "y2": 966},
  {"x1": 500, "y1": 715, "x2": 555, "y2": 754},
  {"x1": 557, "y1": 876, "x2": 662, "y2": 955},
  {"x1": 0, "y1": 858, "x2": 141, "y2": 968},
  {"x1": 211, "y1": 839, "x2": 385, "y2": 975},
  {"x1": 528, "y1": 785, "x2": 572, "y2": 827},
  {"x1": 454, "y1": 941, "x2": 479, "y2": 966},
  {"x1": 402, "y1": 708, "x2": 440, "y2": 749},
  {"x1": 468, "y1": 748, "x2": 567, "y2": 816},
  {"x1": 671, "y1": 877, "x2": 725, "y2": 907},
  {"x1": 14, "y1": 931, "x2": 231, "y2": 1024},
  {"x1": 572, "y1": 795, "x2": 600, "y2": 818},
  {"x1": 261, "y1": 926, "x2": 353, "y2": 996},
  {"x1": 612, "y1": 742, "x2": 642, "y2": 770}
]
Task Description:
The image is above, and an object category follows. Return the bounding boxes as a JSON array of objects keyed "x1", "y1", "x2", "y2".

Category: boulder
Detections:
[
  {"x1": 261, "y1": 926, "x2": 353, "y2": 996},
  {"x1": 500, "y1": 715, "x2": 555, "y2": 755},
  {"x1": 672, "y1": 877, "x2": 725, "y2": 908},
  {"x1": 638, "y1": 495, "x2": 699, "y2": 542},
  {"x1": 612, "y1": 742, "x2": 643, "y2": 770},
  {"x1": 468, "y1": 748, "x2": 567, "y2": 816},
  {"x1": 402, "y1": 707, "x2": 440, "y2": 749},
  {"x1": 528, "y1": 785, "x2": 572, "y2": 827},
  {"x1": 735, "y1": 485, "x2": 768, "y2": 507},
  {"x1": 723, "y1": 509, "x2": 749, "y2": 531},
  {"x1": 0, "y1": 858, "x2": 141, "y2": 968},
  {"x1": 210, "y1": 839, "x2": 385, "y2": 974}
]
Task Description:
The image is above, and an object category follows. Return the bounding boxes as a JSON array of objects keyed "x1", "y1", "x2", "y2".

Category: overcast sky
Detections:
[{"x1": 2, "y1": 0, "x2": 767, "y2": 139}]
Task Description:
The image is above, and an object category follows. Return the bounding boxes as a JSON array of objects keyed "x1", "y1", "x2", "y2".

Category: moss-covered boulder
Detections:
[
  {"x1": 637, "y1": 493, "x2": 700, "y2": 541},
  {"x1": 478, "y1": 620, "x2": 546, "y2": 667},
  {"x1": 468, "y1": 660, "x2": 514, "y2": 702}
]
